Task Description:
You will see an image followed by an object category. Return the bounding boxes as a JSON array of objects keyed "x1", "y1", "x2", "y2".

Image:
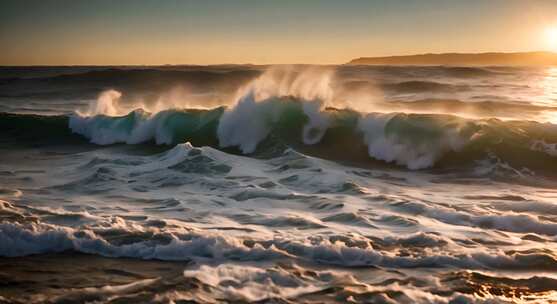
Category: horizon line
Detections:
[{"x1": 2, "y1": 50, "x2": 556, "y2": 67}]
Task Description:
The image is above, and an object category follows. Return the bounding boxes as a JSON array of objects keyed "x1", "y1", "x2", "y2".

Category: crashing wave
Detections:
[{"x1": 2, "y1": 66, "x2": 556, "y2": 172}]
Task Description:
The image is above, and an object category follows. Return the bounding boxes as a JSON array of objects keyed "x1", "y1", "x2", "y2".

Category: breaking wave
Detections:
[
  {"x1": 1, "y1": 66, "x2": 556, "y2": 173},
  {"x1": 2, "y1": 103, "x2": 557, "y2": 174},
  {"x1": 62, "y1": 100, "x2": 557, "y2": 174}
]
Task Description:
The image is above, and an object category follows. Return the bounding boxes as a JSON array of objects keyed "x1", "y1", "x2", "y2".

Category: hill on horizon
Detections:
[{"x1": 348, "y1": 51, "x2": 557, "y2": 66}]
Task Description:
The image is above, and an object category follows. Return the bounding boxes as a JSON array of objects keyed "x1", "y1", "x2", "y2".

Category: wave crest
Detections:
[{"x1": 5, "y1": 66, "x2": 552, "y2": 173}]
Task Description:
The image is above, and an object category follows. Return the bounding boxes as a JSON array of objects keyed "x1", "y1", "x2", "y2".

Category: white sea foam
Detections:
[
  {"x1": 5, "y1": 65, "x2": 557, "y2": 303},
  {"x1": 358, "y1": 113, "x2": 470, "y2": 169},
  {"x1": 217, "y1": 67, "x2": 334, "y2": 153},
  {"x1": 69, "y1": 109, "x2": 181, "y2": 145},
  {"x1": 183, "y1": 264, "x2": 333, "y2": 302},
  {"x1": 532, "y1": 139, "x2": 557, "y2": 157},
  {"x1": 2, "y1": 135, "x2": 557, "y2": 302},
  {"x1": 2, "y1": 217, "x2": 556, "y2": 271}
]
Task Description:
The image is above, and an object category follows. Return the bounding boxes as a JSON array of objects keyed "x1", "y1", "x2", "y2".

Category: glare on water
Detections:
[{"x1": 542, "y1": 67, "x2": 557, "y2": 103}]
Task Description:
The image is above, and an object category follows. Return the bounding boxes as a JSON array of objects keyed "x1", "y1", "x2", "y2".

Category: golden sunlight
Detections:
[
  {"x1": 4, "y1": 2, "x2": 557, "y2": 303},
  {"x1": 546, "y1": 26, "x2": 557, "y2": 51}
]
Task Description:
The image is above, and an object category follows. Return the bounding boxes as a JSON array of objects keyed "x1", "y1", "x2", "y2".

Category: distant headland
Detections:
[{"x1": 347, "y1": 51, "x2": 557, "y2": 66}]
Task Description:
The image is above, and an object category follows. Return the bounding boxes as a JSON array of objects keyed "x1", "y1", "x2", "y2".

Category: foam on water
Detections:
[
  {"x1": 63, "y1": 69, "x2": 557, "y2": 173},
  {"x1": 3, "y1": 65, "x2": 557, "y2": 303}
]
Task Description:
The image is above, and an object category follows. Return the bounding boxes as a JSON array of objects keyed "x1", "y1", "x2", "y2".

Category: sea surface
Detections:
[{"x1": 1, "y1": 65, "x2": 557, "y2": 303}]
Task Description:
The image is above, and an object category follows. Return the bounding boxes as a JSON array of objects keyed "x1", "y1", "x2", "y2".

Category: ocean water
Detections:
[{"x1": 1, "y1": 65, "x2": 557, "y2": 303}]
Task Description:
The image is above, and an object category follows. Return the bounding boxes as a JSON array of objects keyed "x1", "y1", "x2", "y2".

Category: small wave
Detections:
[
  {"x1": 341, "y1": 79, "x2": 468, "y2": 94},
  {"x1": 391, "y1": 200, "x2": 557, "y2": 236},
  {"x1": 384, "y1": 80, "x2": 468, "y2": 93},
  {"x1": 3, "y1": 219, "x2": 557, "y2": 272},
  {"x1": 69, "y1": 107, "x2": 223, "y2": 146},
  {"x1": 443, "y1": 66, "x2": 498, "y2": 78},
  {"x1": 532, "y1": 140, "x2": 557, "y2": 157},
  {"x1": 385, "y1": 99, "x2": 557, "y2": 120}
]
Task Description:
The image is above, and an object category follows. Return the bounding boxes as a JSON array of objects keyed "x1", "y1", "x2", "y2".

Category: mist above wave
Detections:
[{"x1": 64, "y1": 66, "x2": 557, "y2": 173}]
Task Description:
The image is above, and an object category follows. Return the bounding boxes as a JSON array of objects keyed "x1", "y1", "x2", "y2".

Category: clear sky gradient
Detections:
[{"x1": 2, "y1": 0, "x2": 557, "y2": 65}]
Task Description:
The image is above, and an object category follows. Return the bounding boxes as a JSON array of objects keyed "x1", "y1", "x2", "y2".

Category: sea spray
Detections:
[{"x1": 62, "y1": 67, "x2": 557, "y2": 172}]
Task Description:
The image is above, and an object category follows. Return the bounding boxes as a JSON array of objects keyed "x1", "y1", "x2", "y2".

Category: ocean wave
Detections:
[
  {"x1": 2, "y1": 217, "x2": 557, "y2": 272},
  {"x1": 385, "y1": 99, "x2": 557, "y2": 119},
  {"x1": 67, "y1": 100, "x2": 557, "y2": 173},
  {"x1": 390, "y1": 200, "x2": 557, "y2": 236},
  {"x1": 342, "y1": 80, "x2": 469, "y2": 94},
  {"x1": 4, "y1": 67, "x2": 260, "y2": 88},
  {"x1": 69, "y1": 107, "x2": 223, "y2": 146},
  {"x1": 4, "y1": 251, "x2": 524, "y2": 304},
  {"x1": 1, "y1": 195, "x2": 556, "y2": 271},
  {"x1": 3, "y1": 65, "x2": 557, "y2": 174},
  {"x1": 2, "y1": 102, "x2": 557, "y2": 175},
  {"x1": 4, "y1": 65, "x2": 557, "y2": 303},
  {"x1": 60, "y1": 65, "x2": 557, "y2": 174}
]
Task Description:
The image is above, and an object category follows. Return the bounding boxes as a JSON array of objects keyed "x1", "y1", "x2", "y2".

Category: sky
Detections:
[{"x1": 2, "y1": 0, "x2": 557, "y2": 65}]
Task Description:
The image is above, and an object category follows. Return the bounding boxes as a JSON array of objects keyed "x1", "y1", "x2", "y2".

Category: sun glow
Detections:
[{"x1": 546, "y1": 27, "x2": 557, "y2": 51}]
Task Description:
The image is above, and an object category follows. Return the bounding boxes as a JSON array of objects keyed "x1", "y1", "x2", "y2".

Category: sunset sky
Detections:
[{"x1": 2, "y1": 0, "x2": 557, "y2": 65}]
